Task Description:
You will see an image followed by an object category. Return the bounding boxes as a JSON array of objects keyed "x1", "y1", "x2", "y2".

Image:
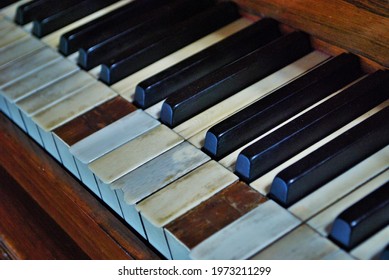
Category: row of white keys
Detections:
[
  {"x1": 101, "y1": 52, "x2": 330, "y2": 256},
  {"x1": 65, "y1": 109, "x2": 160, "y2": 201},
  {"x1": 108, "y1": 141, "x2": 210, "y2": 240},
  {"x1": 103, "y1": 52, "x2": 330, "y2": 255},
  {"x1": 0, "y1": 47, "x2": 61, "y2": 88},
  {"x1": 0, "y1": 48, "x2": 65, "y2": 131},
  {"x1": 0, "y1": 10, "x2": 257, "y2": 235},
  {"x1": 307, "y1": 170, "x2": 389, "y2": 259},
  {"x1": 0, "y1": 36, "x2": 45, "y2": 67},
  {"x1": 0, "y1": 22, "x2": 28, "y2": 48},
  {"x1": 89, "y1": 125, "x2": 183, "y2": 229}
]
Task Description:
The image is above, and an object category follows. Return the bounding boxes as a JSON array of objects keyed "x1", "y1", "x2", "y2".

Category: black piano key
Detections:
[
  {"x1": 329, "y1": 183, "x2": 389, "y2": 250},
  {"x1": 78, "y1": 0, "x2": 218, "y2": 71},
  {"x1": 203, "y1": 53, "x2": 363, "y2": 160},
  {"x1": 99, "y1": 1, "x2": 241, "y2": 85},
  {"x1": 270, "y1": 106, "x2": 389, "y2": 207},
  {"x1": 14, "y1": 0, "x2": 80, "y2": 25},
  {"x1": 59, "y1": 0, "x2": 175, "y2": 56},
  {"x1": 134, "y1": 18, "x2": 282, "y2": 109},
  {"x1": 159, "y1": 31, "x2": 313, "y2": 127},
  {"x1": 32, "y1": 0, "x2": 120, "y2": 38},
  {"x1": 235, "y1": 70, "x2": 389, "y2": 182},
  {"x1": 381, "y1": 243, "x2": 389, "y2": 260},
  {"x1": 0, "y1": 0, "x2": 18, "y2": 9}
]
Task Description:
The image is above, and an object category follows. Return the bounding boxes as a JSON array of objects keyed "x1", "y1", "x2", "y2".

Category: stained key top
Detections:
[
  {"x1": 32, "y1": 0, "x2": 120, "y2": 38},
  {"x1": 329, "y1": 183, "x2": 389, "y2": 250},
  {"x1": 203, "y1": 53, "x2": 362, "y2": 159},
  {"x1": 235, "y1": 70, "x2": 389, "y2": 182},
  {"x1": 58, "y1": 0, "x2": 174, "y2": 56},
  {"x1": 160, "y1": 31, "x2": 312, "y2": 127},
  {"x1": 270, "y1": 106, "x2": 389, "y2": 207},
  {"x1": 99, "y1": 1, "x2": 240, "y2": 85},
  {"x1": 134, "y1": 18, "x2": 282, "y2": 108}
]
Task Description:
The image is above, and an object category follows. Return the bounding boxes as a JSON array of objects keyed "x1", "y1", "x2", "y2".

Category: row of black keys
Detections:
[{"x1": 9, "y1": 0, "x2": 389, "y2": 254}]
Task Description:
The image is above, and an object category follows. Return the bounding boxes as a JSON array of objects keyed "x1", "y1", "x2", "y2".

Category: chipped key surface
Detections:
[{"x1": 89, "y1": 124, "x2": 183, "y2": 184}]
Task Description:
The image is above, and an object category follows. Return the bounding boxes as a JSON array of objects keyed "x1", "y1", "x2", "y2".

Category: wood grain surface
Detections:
[
  {"x1": 0, "y1": 113, "x2": 161, "y2": 260},
  {"x1": 234, "y1": 0, "x2": 389, "y2": 68}
]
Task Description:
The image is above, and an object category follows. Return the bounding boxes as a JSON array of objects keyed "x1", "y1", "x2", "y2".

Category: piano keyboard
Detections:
[{"x1": 0, "y1": 0, "x2": 388, "y2": 260}]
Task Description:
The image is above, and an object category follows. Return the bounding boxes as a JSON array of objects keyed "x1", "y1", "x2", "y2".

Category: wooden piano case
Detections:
[{"x1": 0, "y1": 0, "x2": 388, "y2": 259}]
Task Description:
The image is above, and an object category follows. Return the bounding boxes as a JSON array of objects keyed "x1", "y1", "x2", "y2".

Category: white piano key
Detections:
[
  {"x1": 136, "y1": 161, "x2": 238, "y2": 259},
  {"x1": 307, "y1": 170, "x2": 389, "y2": 236},
  {"x1": 114, "y1": 188, "x2": 147, "y2": 239},
  {"x1": 350, "y1": 226, "x2": 389, "y2": 260},
  {"x1": 112, "y1": 18, "x2": 253, "y2": 100},
  {"x1": 0, "y1": 25, "x2": 27, "y2": 48},
  {"x1": 174, "y1": 51, "x2": 330, "y2": 140},
  {"x1": 96, "y1": 179, "x2": 124, "y2": 218},
  {"x1": 0, "y1": 95, "x2": 10, "y2": 116},
  {"x1": 5, "y1": 97, "x2": 26, "y2": 131},
  {"x1": 20, "y1": 110, "x2": 44, "y2": 146},
  {"x1": 32, "y1": 82, "x2": 117, "y2": 131},
  {"x1": 250, "y1": 225, "x2": 352, "y2": 260},
  {"x1": 116, "y1": 141, "x2": 210, "y2": 205},
  {"x1": 0, "y1": 47, "x2": 61, "y2": 88},
  {"x1": 38, "y1": 128, "x2": 62, "y2": 161},
  {"x1": 53, "y1": 134, "x2": 81, "y2": 179},
  {"x1": 2, "y1": 58, "x2": 79, "y2": 102},
  {"x1": 74, "y1": 157, "x2": 101, "y2": 198},
  {"x1": 70, "y1": 109, "x2": 159, "y2": 164},
  {"x1": 0, "y1": 16, "x2": 9, "y2": 30},
  {"x1": 41, "y1": 0, "x2": 135, "y2": 49},
  {"x1": 89, "y1": 124, "x2": 183, "y2": 184},
  {"x1": 289, "y1": 145, "x2": 389, "y2": 221},
  {"x1": 0, "y1": 36, "x2": 44, "y2": 67},
  {"x1": 189, "y1": 200, "x2": 300, "y2": 260},
  {"x1": 249, "y1": 100, "x2": 389, "y2": 196},
  {"x1": 16, "y1": 71, "x2": 96, "y2": 117}
]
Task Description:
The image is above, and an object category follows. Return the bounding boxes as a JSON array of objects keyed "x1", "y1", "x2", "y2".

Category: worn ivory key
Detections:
[{"x1": 136, "y1": 161, "x2": 238, "y2": 259}]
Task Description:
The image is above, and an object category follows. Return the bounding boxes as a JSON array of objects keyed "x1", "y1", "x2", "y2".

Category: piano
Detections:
[{"x1": 0, "y1": 0, "x2": 388, "y2": 260}]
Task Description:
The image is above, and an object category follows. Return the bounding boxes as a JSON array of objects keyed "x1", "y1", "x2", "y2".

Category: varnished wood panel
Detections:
[
  {"x1": 0, "y1": 166, "x2": 89, "y2": 260},
  {"x1": 0, "y1": 113, "x2": 161, "y2": 260},
  {"x1": 233, "y1": 0, "x2": 389, "y2": 68}
]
